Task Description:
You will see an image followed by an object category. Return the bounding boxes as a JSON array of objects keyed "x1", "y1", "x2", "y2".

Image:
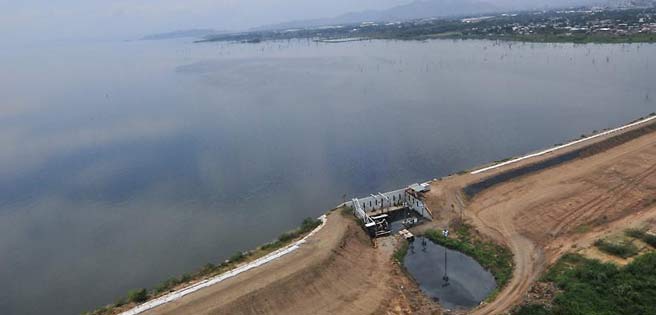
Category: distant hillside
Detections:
[
  {"x1": 141, "y1": 29, "x2": 224, "y2": 40},
  {"x1": 254, "y1": 0, "x2": 501, "y2": 31},
  {"x1": 254, "y1": 0, "x2": 617, "y2": 31},
  {"x1": 612, "y1": 0, "x2": 656, "y2": 7}
]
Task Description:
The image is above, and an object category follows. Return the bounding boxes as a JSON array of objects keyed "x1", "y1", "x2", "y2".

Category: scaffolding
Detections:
[{"x1": 352, "y1": 198, "x2": 391, "y2": 237}]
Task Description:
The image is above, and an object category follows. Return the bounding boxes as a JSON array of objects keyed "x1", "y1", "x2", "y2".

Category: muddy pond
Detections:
[{"x1": 404, "y1": 237, "x2": 497, "y2": 310}]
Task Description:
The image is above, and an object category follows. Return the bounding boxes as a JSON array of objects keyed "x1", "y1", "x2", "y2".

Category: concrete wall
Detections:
[
  {"x1": 345, "y1": 188, "x2": 406, "y2": 212},
  {"x1": 345, "y1": 186, "x2": 433, "y2": 220},
  {"x1": 407, "y1": 193, "x2": 432, "y2": 221}
]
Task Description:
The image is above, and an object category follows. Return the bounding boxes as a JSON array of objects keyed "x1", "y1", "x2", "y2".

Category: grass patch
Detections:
[
  {"x1": 594, "y1": 239, "x2": 639, "y2": 259},
  {"x1": 513, "y1": 304, "x2": 551, "y2": 315},
  {"x1": 393, "y1": 240, "x2": 409, "y2": 265},
  {"x1": 626, "y1": 228, "x2": 656, "y2": 248},
  {"x1": 341, "y1": 205, "x2": 353, "y2": 216},
  {"x1": 574, "y1": 224, "x2": 591, "y2": 234},
  {"x1": 85, "y1": 216, "x2": 323, "y2": 315},
  {"x1": 126, "y1": 288, "x2": 148, "y2": 303},
  {"x1": 542, "y1": 253, "x2": 590, "y2": 283},
  {"x1": 423, "y1": 224, "x2": 514, "y2": 292},
  {"x1": 525, "y1": 252, "x2": 656, "y2": 315}
]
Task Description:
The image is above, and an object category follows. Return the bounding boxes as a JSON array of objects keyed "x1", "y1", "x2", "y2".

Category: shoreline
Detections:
[
  {"x1": 116, "y1": 215, "x2": 327, "y2": 315},
  {"x1": 104, "y1": 112, "x2": 656, "y2": 315},
  {"x1": 471, "y1": 113, "x2": 656, "y2": 175}
]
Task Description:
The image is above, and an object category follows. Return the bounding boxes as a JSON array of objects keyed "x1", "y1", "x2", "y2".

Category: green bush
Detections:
[
  {"x1": 641, "y1": 234, "x2": 656, "y2": 247},
  {"x1": 594, "y1": 239, "x2": 639, "y2": 258},
  {"x1": 113, "y1": 297, "x2": 126, "y2": 307},
  {"x1": 626, "y1": 229, "x2": 656, "y2": 247},
  {"x1": 277, "y1": 217, "x2": 321, "y2": 243},
  {"x1": 300, "y1": 217, "x2": 322, "y2": 233},
  {"x1": 539, "y1": 252, "x2": 656, "y2": 315},
  {"x1": 393, "y1": 240, "x2": 409, "y2": 264},
  {"x1": 127, "y1": 288, "x2": 148, "y2": 303},
  {"x1": 542, "y1": 253, "x2": 588, "y2": 283},
  {"x1": 626, "y1": 228, "x2": 645, "y2": 239},
  {"x1": 179, "y1": 273, "x2": 192, "y2": 283},
  {"x1": 200, "y1": 263, "x2": 216, "y2": 274},
  {"x1": 514, "y1": 304, "x2": 550, "y2": 315},
  {"x1": 229, "y1": 251, "x2": 246, "y2": 263},
  {"x1": 153, "y1": 277, "x2": 180, "y2": 294},
  {"x1": 278, "y1": 231, "x2": 299, "y2": 242},
  {"x1": 261, "y1": 241, "x2": 282, "y2": 251}
]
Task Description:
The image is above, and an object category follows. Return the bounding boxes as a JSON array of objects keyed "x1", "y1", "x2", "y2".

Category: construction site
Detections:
[{"x1": 117, "y1": 114, "x2": 656, "y2": 315}]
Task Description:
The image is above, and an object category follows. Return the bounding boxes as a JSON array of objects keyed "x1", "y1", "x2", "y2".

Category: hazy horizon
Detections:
[{"x1": 1, "y1": 0, "x2": 603, "y2": 44}]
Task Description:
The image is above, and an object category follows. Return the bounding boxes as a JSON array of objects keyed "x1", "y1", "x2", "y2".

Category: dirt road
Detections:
[{"x1": 425, "y1": 120, "x2": 656, "y2": 314}]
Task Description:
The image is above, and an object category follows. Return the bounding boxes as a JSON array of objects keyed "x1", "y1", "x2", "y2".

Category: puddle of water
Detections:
[{"x1": 403, "y1": 237, "x2": 497, "y2": 310}]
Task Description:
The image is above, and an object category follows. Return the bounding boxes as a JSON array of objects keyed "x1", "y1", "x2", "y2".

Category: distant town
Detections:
[{"x1": 200, "y1": 7, "x2": 656, "y2": 44}]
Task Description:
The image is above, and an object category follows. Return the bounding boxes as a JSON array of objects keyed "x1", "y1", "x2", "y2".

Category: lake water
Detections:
[
  {"x1": 404, "y1": 237, "x2": 497, "y2": 310},
  {"x1": 0, "y1": 38, "x2": 654, "y2": 315}
]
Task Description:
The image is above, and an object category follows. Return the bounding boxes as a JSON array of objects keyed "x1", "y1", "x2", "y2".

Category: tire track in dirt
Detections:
[
  {"x1": 552, "y1": 162, "x2": 656, "y2": 235},
  {"x1": 439, "y1": 124, "x2": 656, "y2": 315}
]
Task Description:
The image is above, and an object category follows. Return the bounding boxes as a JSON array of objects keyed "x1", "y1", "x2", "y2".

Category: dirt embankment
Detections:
[
  {"x1": 425, "y1": 119, "x2": 656, "y2": 315},
  {"x1": 139, "y1": 118, "x2": 656, "y2": 315},
  {"x1": 142, "y1": 211, "x2": 438, "y2": 315}
]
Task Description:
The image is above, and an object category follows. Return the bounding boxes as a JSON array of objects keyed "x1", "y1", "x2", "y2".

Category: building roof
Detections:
[{"x1": 409, "y1": 183, "x2": 430, "y2": 193}]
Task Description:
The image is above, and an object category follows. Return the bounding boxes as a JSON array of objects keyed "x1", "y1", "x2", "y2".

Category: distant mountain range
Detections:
[
  {"x1": 254, "y1": 0, "x2": 499, "y2": 31},
  {"x1": 147, "y1": 0, "x2": 654, "y2": 39},
  {"x1": 141, "y1": 29, "x2": 225, "y2": 40},
  {"x1": 253, "y1": 0, "x2": 611, "y2": 31}
]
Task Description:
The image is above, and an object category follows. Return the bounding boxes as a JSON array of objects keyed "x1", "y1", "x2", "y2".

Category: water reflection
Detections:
[
  {"x1": 404, "y1": 237, "x2": 497, "y2": 310},
  {"x1": 0, "y1": 38, "x2": 654, "y2": 314}
]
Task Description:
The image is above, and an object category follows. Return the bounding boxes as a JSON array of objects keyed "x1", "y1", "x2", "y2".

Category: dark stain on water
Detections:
[{"x1": 403, "y1": 237, "x2": 496, "y2": 310}]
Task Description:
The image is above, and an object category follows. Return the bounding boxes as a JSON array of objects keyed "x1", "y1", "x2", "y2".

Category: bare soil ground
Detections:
[
  {"x1": 143, "y1": 211, "x2": 439, "y2": 315},
  {"x1": 424, "y1": 120, "x2": 656, "y2": 314},
  {"x1": 140, "y1": 118, "x2": 656, "y2": 315}
]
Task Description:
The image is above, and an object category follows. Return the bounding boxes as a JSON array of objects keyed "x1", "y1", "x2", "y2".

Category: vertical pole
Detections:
[
  {"x1": 443, "y1": 227, "x2": 449, "y2": 283},
  {"x1": 443, "y1": 246, "x2": 449, "y2": 282}
]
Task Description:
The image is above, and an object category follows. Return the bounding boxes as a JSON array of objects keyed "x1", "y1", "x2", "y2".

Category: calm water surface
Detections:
[
  {"x1": 0, "y1": 38, "x2": 654, "y2": 314},
  {"x1": 404, "y1": 237, "x2": 497, "y2": 310}
]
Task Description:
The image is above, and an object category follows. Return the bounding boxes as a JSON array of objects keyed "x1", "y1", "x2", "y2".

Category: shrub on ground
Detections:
[
  {"x1": 153, "y1": 277, "x2": 180, "y2": 294},
  {"x1": 626, "y1": 228, "x2": 656, "y2": 247},
  {"x1": 536, "y1": 252, "x2": 656, "y2": 315},
  {"x1": 229, "y1": 251, "x2": 246, "y2": 263},
  {"x1": 393, "y1": 240, "x2": 409, "y2": 265},
  {"x1": 594, "y1": 239, "x2": 639, "y2": 258},
  {"x1": 127, "y1": 288, "x2": 148, "y2": 303},
  {"x1": 513, "y1": 304, "x2": 550, "y2": 315}
]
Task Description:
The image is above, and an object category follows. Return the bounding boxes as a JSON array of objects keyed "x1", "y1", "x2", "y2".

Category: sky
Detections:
[
  {"x1": 0, "y1": 0, "x2": 605, "y2": 43},
  {"x1": 0, "y1": 0, "x2": 412, "y2": 43}
]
